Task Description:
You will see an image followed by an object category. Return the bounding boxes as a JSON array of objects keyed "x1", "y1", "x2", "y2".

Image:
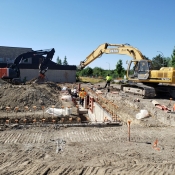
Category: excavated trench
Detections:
[{"x1": 0, "y1": 81, "x2": 175, "y2": 131}]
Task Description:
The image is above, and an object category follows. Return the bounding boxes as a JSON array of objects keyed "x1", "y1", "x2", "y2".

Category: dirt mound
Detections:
[
  {"x1": 0, "y1": 79, "x2": 8, "y2": 85},
  {"x1": 0, "y1": 82, "x2": 62, "y2": 112}
]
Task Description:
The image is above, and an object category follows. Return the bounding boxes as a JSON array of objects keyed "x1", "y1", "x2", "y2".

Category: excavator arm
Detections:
[
  {"x1": 8, "y1": 48, "x2": 55, "y2": 78},
  {"x1": 35, "y1": 48, "x2": 55, "y2": 78},
  {"x1": 13, "y1": 48, "x2": 55, "y2": 66},
  {"x1": 78, "y1": 43, "x2": 145, "y2": 69},
  {"x1": 1, "y1": 48, "x2": 55, "y2": 84}
]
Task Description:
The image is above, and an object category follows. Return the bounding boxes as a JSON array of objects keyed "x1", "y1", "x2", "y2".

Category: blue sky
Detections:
[{"x1": 1, "y1": 0, "x2": 175, "y2": 70}]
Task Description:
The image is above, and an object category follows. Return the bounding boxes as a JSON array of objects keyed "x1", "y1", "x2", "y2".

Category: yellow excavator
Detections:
[{"x1": 78, "y1": 43, "x2": 175, "y2": 98}]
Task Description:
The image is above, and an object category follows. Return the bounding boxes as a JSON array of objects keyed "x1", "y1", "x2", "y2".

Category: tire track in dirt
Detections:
[
  {"x1": 0, "y1": 129, "x2": 116, "y2": 144},
  {"x1": 0, "y1": 126, "x2": 174, "y2": 146},
  {"x1": 1, "y1": 127, "x2": 175, "y2": 175},
  {"x1": 47, "y1": 164, "x2": 175, "y2": 175},
  {"x1": 19, "y1": 164, "x2": 46, "y2": 175},
  {"x1": 0, "y1": 152, "x2": 29, "y2": 174},
  {"x1": 0, "y1": 132, "x2": 45, "y2": 144},
  {"x1": 1, "y1": 151, "x2": 49, "y2": 175},
  {"x1": 1, "y1": 156, "x2": 175, "y2": 175}
]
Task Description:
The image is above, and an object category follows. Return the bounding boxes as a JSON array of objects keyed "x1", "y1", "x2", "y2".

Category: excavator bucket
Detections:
[{"x1": 35, "y1": 74, "x2": 46, "y2": 83}]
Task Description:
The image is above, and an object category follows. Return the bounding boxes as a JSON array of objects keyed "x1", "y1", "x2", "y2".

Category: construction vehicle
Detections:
[
  {"x1": 78, "y1": 43, "x2": 175, "y2": 98},
  {"x1": 0, "y1": 48, "x2": 55, "y2": 84}
]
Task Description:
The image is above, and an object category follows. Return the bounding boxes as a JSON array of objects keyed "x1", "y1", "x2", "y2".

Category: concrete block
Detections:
[{"x1": 20, "y1": 69, "x2": 76, "y2": 83}]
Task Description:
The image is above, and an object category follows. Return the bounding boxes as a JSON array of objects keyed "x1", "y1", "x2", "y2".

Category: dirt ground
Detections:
[{"x1": 1, "y1": 80, "x2": 175, "y2": 175}]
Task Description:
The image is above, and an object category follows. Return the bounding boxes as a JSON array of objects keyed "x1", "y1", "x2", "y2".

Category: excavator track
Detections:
[
  {"x1": 154, "y1": 84, "x2": 175, "y2": 98},
  {"x1": 121, "y1": 83, "x2": 155, "y2": 98}
]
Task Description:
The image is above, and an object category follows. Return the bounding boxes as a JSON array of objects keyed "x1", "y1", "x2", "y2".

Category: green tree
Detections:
[
  {"x1": 171, "y1": 47, "x2": 175, "y2": 67},
  {"x1": 56, "y1": 56, "x2": 62, "y2": 65},
  {"x1": 84, "y1": 67, "x2": 93, "y2": 76},
  {"x1": 115, "y1": 59, "x2": 125, "y2": 77},
  {"x1": 76, "y1": 67, "x2": 81, "y2": 77},
  {"x1": 107, "y1": 70, "x2": 118, "y2": 79},
  {"x1": 78, "y1": 67, "x2": 93, "y2": 77},
  {"x1": 152, "y1": 54, "x2": 168, "y2": 69},
  {"x1": 92, "y1": 67, "x2": 104, "y2": 77},
  {"x1": 63, "y1": 56, "x2": 68, "y2": 65},
  {"x1": 79, "y1": 69, "x2": 86, "y2": 76},
  {"x1": 165, "y1": 57, "x2": 172, "y2": 67}
]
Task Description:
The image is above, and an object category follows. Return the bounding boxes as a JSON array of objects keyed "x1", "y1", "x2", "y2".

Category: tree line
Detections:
[
  {"x1": 77, "y1": 46, "x2": 175, "y2": 79},
  {"x1": 76, "y1": 61, "x2": 126, "y2": 79},
  {"x1": 56, "y1": 56, "x2": 68, "y2": 65}
]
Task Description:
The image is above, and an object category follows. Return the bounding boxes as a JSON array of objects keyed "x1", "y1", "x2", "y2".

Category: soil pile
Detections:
[
  {"x1": 0, "y1": 82, "x2": 62, "y2": 112},
  {"x1": 0, "y1": 79, "x2": 8, "y2": 85}
]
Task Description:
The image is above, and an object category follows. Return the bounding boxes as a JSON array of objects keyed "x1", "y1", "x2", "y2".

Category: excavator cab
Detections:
[{"x1": 127, "y1": 60, "x2": 151, "y2": 80}]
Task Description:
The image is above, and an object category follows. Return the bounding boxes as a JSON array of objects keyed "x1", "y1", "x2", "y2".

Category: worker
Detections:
[
  {"x1": 140, "y1": 62, "x2": 147, "y2": 71},
  {"x1": 71, "y1": 87, "x2": 77, "y2": 98},
  {"x1": 79, "y1": 88, "x2": 87, "y2": 106},
  {"x1": 104, "y1": 74, "x2": 112, "y2": 88}
]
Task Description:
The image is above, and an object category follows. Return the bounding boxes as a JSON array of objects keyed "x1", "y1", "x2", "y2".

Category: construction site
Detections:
[{"x1": 1, "y1": 44, "x2": 175, "y2": 175}]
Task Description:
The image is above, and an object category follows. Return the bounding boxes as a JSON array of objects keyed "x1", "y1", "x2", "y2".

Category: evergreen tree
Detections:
[
  {"x1": 152, "y1": 54, "x2": 167, "y2": 69},
  {"x1": 171, "y1": 47, "x2": 175, "y2": 67},
  {"x1": 115, "y1": 59, "x2": 125, "y2": 77},
  {"x1": 164, "y1": 57, "x2": 172, "y2": 67},
  {"x1": 56, "y1": 56, "x2": 62, "y2": 65},
  {"x1": 63, "y1": 56, "x2": 68, "y2": 65}
]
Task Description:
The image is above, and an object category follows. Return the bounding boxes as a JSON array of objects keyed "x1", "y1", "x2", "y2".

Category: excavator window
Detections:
[
  {"x1": 134, "y1": 62, "x2": 139, "y2": 77},
  {"x1": 138, "y1": 61, "x2": 149, "y2": 72},
  {"x1": 137, "y1": 60, "x2": 150, "y2": 80},
  {"x1": 148, "y1": 62, "x2": 152, "y2": 70},
  {"x1": 128, "y1": 61, "x2": 139, "y2": 78},
  {"x1": 128, "y1": 60, "x2": 151, "y2": 79}
]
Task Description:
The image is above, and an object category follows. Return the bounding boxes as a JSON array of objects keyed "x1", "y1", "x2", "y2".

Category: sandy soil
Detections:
[
  {"x1": 1, "y1": 125, "x2": 175, "y2": 175},
  {"x1": 1, "y1": 80, "x2": 175, "y2": 175}
]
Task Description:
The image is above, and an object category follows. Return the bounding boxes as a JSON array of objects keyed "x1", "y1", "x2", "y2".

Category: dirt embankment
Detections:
[
  {"x1": 0, "y1": 80, "x2": 81, "y2": 123},
  {"x1": 0, "y1": 81, "x2": 62, "y2": 111}
]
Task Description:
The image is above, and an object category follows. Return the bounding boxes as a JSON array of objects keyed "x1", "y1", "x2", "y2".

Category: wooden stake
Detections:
[
  {"x1": 41, "y1": 106, "x2": 45, "y2": 118},
  {"x1": 14, "y1": 107, "x2": 19, "y2": 118},
  {"x1": 127, "y1": 120, "x2": 132, "y2": 142},
  {"x1": 24, "y1": 106, "x2": 29, "y2": 118},
  {"x1": 33, "y1": 106, "x2": 37, "y2": 116},
  {"x1": 6, "y1": 106, "x2": 11, "y2": 118}
]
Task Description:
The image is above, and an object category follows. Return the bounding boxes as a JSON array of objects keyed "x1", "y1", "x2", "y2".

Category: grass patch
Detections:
[{"x1": 79, "y1": 77, "x2": 105, "y2": 84}]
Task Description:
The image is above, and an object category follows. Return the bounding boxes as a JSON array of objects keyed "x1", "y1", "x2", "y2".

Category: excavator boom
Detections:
[{"x1": 78, "y1": 43, "x2": 144, "y2": 69}]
